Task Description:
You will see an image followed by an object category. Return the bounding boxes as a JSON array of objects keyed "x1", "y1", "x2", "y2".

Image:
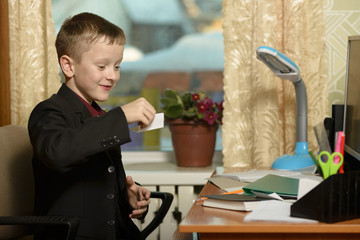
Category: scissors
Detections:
[{"x1": 318, "y1": 151, "x2": 343, "y2": 180}]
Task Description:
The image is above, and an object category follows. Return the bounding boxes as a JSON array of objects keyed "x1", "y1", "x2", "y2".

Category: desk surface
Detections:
[{"x1": 178, "y1": 178, "x2": 360, "y2": 240}]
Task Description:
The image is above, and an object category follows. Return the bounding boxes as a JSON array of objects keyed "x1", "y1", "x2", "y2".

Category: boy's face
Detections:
[{"x1": 66, "y1": 37, "x2": 124, "y2": 104}]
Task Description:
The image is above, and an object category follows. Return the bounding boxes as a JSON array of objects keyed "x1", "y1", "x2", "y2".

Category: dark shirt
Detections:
[{"x1": 76, "y1": 94, "x2": 105, "y2": 117}]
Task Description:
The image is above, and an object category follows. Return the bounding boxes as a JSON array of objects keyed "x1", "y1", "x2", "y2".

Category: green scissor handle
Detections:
[{"x1": 318, "y1": 151, "x2": 344, "y2": 180}]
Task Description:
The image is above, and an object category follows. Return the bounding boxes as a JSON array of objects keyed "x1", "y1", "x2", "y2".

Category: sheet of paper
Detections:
[
  {"x1": 131, "y1": 113, "x2": 164, "y2": 133},
  {"x1": 244, "y1": 200, "x2": 318, "y2": 223},
  {"x1": 207, "y1": 177, "x2": 248, "y2": 191},
  {"x1": 251, "y1": 191, "x2": 284, "y2": 201}
]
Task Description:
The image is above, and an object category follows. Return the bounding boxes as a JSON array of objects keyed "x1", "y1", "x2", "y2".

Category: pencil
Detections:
[
  {"x1": 222, "y1": 189, "x2": 244, "y2": 195},
  {"x1": 309, "y1": 151, "x2": 318, "y2": 167}
]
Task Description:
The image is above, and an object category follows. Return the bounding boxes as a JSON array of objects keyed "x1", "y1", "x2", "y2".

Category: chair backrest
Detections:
[{"x1": 0, "y1": 125, "x2": 34, "y2": 239}]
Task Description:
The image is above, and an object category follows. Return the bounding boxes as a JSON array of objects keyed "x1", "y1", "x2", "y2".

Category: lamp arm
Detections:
[{"x1": 293, "y1": 79, "x2": 307, "y2": 143}]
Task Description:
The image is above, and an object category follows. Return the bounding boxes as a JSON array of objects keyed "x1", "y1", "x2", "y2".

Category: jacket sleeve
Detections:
[{"x1": 28, "y1": 100, "x2": 131, "y2": 171}]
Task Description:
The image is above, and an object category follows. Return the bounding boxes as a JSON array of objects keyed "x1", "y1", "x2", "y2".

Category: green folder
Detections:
[{"x1": 243, "y1": 174, "x2": 299, "y2": 198}]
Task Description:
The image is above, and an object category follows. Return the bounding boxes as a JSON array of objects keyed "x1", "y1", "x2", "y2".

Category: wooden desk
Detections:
[{"x1": 178, "y1": 179, "x2": 360, "y2": 240}]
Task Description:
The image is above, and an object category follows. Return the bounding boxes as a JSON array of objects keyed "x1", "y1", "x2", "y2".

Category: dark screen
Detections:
[{"x1": 344, "y1": 37, "x2": 360, "y2": 162}]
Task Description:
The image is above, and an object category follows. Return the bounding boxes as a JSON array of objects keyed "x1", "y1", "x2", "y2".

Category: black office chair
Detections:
[{"x1": 0, "y1": 125, "x2": 173, "y2": 239}]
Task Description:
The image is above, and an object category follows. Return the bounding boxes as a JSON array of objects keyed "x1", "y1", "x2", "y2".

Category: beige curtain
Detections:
[
  {"x1": 221, "y1": 0, "x2": 329, "y2": 171},
  {"x1": 8, "y1": 0, "x2": 60, "y2": 126}
]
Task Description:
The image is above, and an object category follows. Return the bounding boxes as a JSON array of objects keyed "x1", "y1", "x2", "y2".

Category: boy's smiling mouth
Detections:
[{"x1": 100, "y1": 84, "x2": 112, "y2": 90}]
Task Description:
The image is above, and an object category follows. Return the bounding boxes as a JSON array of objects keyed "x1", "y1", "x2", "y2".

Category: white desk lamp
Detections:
[{"x1": 256, "y1": 46, "x2": 315, "y2": 171}]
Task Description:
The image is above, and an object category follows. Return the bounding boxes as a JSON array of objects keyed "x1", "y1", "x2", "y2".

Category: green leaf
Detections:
[
  {"x1": 183, "y1": 106, "x2": 197, "y2": 118},
  {"x1": 164, "y1": 104, "x2": 182, "y2": 119},
  {"x1": 163, "y1": 89, "x2": 178, "y2": 100},
  {"x1": 176, "y1": 94, "x2": 184, "y2": 107},
  {"x1": 183, "y1": 111, "x2": 196, "y2": 118},
  {"x1": 181, "y1": 92, "x2": 194, "y2": 109},
  {"x1": 160, "y1": 98, "x2": 178, "y2": 106},
  {"x1": 198, "y1": 92, "x2": 207, "y2": 100}
]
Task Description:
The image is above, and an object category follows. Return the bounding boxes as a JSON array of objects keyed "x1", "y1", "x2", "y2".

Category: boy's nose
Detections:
[{"x1": 106, "y1": 69, "x2": 119, "y2": 81}]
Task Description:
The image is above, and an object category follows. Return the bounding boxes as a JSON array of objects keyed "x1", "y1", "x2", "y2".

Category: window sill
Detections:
[{"x1": 122, "y1": 151, "x2": 223, "y2": 185}]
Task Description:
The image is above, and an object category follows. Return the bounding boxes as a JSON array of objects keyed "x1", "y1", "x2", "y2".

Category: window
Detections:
[{"x1": 52, "y1": 0, "x2": 224, "y2": 151}]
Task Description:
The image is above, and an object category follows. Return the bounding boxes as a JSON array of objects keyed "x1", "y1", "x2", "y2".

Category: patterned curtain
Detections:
[
  {"x1": 221, "y1": 0, "x2": 329, "y2": 171},
  {"x1": 8, "y1": 0, "x2": 60, "y2": 126}
]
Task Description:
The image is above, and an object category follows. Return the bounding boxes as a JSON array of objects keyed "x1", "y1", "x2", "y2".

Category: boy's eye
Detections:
[
  {"x1": 98, "y1": 65, "x2": 105, "y2": 70},
  {"x1": 114, "y1": 65, "x2": 121, "y2": 71}
]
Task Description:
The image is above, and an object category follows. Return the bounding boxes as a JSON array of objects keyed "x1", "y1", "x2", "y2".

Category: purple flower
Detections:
[
  {"x1": 192, "y1": 93, "x2": 200, "y2": 102},
  {"x1": 204, "y1": 111, "x2": 218, "y2": 125},
  {"x1": 203, "y1": 97, "x2": 213, "y2": 108},
  {"x1": 197, "y1": 101, "x2": 208, "y2": 113}
]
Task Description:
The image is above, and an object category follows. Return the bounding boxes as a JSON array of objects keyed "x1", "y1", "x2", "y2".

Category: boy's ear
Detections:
[{"x1": 59, "y1": 55, "x2": 75, "y2": 78}]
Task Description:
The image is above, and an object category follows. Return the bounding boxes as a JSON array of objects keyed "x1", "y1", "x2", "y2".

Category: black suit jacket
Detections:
[{"x1": 28, "y1": 84, "x2": 144, "y2": 240}]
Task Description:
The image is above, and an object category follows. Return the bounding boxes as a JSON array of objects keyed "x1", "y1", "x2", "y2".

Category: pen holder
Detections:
[{"x1": 291, "y1": 171, "x2": 360, "y2": 223}]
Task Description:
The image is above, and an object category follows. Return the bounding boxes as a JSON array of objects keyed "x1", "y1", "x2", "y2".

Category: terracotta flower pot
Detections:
[{"x1": 168, "y1": 119, "x2": 218, "y2": 167}]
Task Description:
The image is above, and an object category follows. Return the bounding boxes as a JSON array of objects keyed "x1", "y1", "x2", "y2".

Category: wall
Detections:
[
  {"x1": 323, "y1": 0, "x2": 360, "y2": 112},
  {"x1": 0, "y1": 0, "x2": 10, "y2": 126}
]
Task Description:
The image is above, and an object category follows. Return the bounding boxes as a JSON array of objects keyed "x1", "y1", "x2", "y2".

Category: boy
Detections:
[{"x1": 28, "y1": 12, "x2": 155, "y2": 240}]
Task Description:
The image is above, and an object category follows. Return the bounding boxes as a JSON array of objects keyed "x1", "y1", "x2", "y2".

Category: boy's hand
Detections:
[
  {"x1": 126, "y1": 176, "x2": 151, "y2": 219},
  {"x1": 121, "y1": 98, "x2": 156, "y2": 127}
]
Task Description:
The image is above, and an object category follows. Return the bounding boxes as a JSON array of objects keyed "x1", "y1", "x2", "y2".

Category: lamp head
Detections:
[{"x1": 256, "y1": 46, "x2": 301, "y2": 83}]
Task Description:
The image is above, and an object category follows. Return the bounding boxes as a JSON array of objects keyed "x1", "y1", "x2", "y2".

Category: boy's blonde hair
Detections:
[{"x1": 55, "y1": 12, "x2": 126, "y2": 63}]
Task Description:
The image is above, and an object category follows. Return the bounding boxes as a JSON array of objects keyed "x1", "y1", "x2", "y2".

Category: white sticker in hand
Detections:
[{"x1": 131, "y1": 113, "x2": 164, "y2": 133}]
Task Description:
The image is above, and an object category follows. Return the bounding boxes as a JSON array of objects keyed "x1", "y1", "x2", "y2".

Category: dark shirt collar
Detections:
[{"x1": 75, "y1": 93, "x2": 105, "y2": 117}]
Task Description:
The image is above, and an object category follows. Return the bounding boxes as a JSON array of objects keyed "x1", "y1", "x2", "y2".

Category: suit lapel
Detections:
[{"x1": 56, "y1": 84, "x2": 93, "y2": 125}]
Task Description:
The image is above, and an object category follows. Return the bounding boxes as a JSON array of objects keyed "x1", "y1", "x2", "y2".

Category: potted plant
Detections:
[{"x1": 160, "y1": 89, "x2": 223, "y2": 167}]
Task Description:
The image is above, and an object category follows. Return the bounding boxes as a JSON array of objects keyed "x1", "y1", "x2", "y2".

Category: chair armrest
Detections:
[
  {"x1": 0, "y1": 215, "x2": 79, "y2": 240},
  {"x1": 142, "y1": 191, "x2": 174, "y2": 239}
]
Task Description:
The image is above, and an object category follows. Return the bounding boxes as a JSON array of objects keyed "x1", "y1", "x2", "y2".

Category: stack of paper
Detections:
[{"x1": 202, "y1": 169, "x2": 323, "y2": 222}]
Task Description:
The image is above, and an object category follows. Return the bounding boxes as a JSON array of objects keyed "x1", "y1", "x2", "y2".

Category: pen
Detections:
[
  {"x1": 196, "y1": 188, "x2": 244, "y2": 202},
  {"x1": 334, "y1": 131, "x2": 344, "y2": 164},
  {"x1": 339, "y1": 133, "x2": 345, "y2": 174}
]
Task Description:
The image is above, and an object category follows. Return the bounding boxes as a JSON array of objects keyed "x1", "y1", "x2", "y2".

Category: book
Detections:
[
  {"x1": 243, "y1": 174, "x2": 299, "y2": 198},
  {"x1": 201, "y1": 194, "x2": 267, "y2": 211}
]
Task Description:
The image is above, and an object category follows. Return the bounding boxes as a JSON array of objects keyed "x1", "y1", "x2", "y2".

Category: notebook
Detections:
[{"x1": 243, "y1": 174, "x2": 299, "y2": 199}]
